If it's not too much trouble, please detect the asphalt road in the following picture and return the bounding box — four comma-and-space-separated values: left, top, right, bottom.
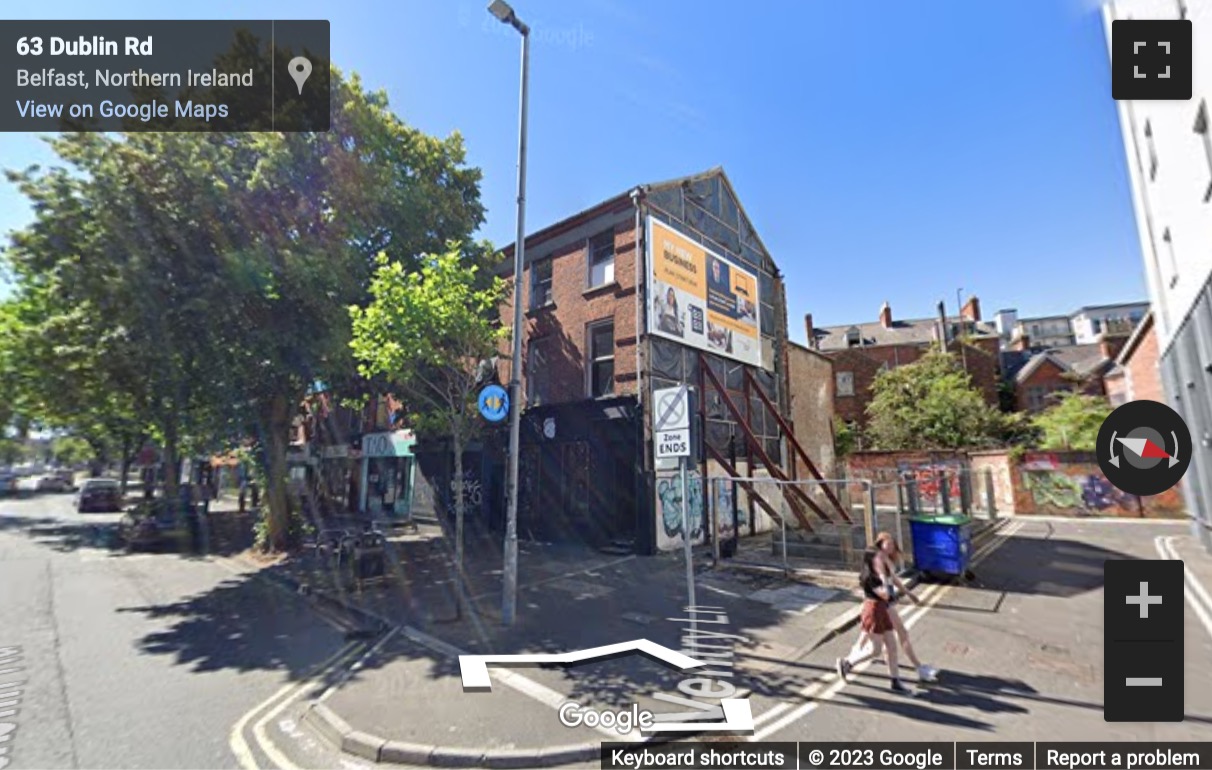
0, 491, 346, 770
748, 517, 1212, 742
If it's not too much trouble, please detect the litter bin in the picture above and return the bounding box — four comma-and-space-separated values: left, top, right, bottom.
908, 514, 973, 580
352, 532, 387, 588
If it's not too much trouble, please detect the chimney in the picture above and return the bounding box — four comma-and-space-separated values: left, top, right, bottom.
961, 296, 982, 322
879, 301, 893, 329
804, 313, 815, 348
1100, 333, 1128, 362
1011, 333, 1031, 352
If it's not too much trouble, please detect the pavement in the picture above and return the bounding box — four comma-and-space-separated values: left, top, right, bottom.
233, 516, 1005, 768
6, 486, 1211, 770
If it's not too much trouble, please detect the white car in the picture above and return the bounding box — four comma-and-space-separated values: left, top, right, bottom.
36, 475, 73, 493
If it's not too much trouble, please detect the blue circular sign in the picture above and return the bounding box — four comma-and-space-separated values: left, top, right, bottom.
478, 384, 510, 423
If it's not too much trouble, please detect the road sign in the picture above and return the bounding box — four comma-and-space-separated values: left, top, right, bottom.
478, 384, 509, 423
653, 386, 689, 432
656, 428, 691, 458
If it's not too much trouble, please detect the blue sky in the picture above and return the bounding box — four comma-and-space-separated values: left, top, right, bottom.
0, 0, 1141, 339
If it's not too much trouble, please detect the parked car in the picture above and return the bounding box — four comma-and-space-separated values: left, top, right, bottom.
35, 474, 73, 493
120, 500, 189, 551
0, 472, 17, 497
76, 478, 123, 512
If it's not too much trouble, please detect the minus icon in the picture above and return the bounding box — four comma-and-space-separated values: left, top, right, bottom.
1126, 677, 1163, 686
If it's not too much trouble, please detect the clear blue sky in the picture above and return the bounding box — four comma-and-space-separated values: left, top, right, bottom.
0, 0, 1143, 339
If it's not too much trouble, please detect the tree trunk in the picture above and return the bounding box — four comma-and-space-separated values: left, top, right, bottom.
264, 392, 293, 552
119, 434, 132, 498
162, 422, 179, 505
453, 433, 465, 573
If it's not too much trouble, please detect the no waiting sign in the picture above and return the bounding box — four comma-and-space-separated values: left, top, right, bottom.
653, 386, 689, 432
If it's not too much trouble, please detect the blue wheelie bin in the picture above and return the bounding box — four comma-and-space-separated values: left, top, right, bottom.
909, 514, 974, 582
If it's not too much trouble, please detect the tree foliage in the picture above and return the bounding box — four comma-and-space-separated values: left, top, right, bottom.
2, 69, 486, 550
865, 352, 1009, 450
350, 246, 506, 600
1031, 392, 1112, 451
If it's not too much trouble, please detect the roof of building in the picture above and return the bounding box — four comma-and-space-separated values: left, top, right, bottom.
498, 166, 778, 276
1115, 309, 1155, 365
812, 315, 997, 351
1003, 343, 1112, 384
1071, 301, 1149, 314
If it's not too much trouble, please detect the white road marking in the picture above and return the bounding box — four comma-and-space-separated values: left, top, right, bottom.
1155, 536, 1212, 644
749, 519, 1027, 740
229, 641, 362, 770
747, 520, 1012, 728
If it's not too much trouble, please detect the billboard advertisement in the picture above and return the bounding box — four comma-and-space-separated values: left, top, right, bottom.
646, 216, 762, 367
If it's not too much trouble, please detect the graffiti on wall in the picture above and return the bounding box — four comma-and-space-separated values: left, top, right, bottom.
1022, 469, 1138, 515
714, 478, 748, 538
657, 470, 705, 549
897, 460, 962, 506
449, 469, 483, 509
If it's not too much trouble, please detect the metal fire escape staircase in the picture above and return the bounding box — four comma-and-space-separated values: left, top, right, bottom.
697, 353, 850, 539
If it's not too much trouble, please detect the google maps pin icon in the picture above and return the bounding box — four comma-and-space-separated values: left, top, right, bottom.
288, 57, 313, 95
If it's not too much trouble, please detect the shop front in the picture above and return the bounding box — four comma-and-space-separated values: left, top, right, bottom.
360, 430, 416, 518
319, 443, 361, 513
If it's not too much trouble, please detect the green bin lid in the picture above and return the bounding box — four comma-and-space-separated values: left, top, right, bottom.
908, 514, 971, 526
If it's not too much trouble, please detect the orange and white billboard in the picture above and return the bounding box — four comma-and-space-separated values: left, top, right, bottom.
647, 217, 761, 367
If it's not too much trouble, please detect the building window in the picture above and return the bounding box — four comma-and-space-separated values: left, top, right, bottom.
1145, 121, 1158, 181
526, 337, 549, 406
1027, 386, 1048, 411
587, 320, 614, 398
587, 230, 615, 288
1092, 319, 1102, 335
1194, 100, 1212, 202
530, 258, 553, 309
1163, 227, 1179, 287
836, 371, 855, 397
845, 327, 861, 347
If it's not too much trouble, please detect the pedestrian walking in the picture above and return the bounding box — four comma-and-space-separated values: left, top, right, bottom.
835, 546, 912, 694
873, 531, 938, 683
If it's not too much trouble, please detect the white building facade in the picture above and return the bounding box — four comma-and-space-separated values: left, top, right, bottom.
1070, 303, 1148, 343
1105, 0, 1212, 552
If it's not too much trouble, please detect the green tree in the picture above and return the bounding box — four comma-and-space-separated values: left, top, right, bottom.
865, 352, 1007, 450
51, 436, 93, 466
1031, 392, 1111, 450
4, 69, 486, 551
350, 247, 507, 609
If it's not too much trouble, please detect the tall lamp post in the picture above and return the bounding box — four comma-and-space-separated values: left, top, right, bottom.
489, 0, 529, 626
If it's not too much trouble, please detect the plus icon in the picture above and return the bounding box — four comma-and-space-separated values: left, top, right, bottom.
1126, 581, 1163, 618
1112, 19, 1192, 100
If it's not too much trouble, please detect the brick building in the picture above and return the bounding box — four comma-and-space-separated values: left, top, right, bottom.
1104, 310, 1162, 407
807, 297, 1003, 429
1002, 334, 1129, 413
484, 168, 844, 555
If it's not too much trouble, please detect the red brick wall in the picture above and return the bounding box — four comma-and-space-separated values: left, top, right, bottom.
1015, 359, 1073, 413
1124, 322, 1163, 403
827, 340, 999, 427
498, 220, 639, 404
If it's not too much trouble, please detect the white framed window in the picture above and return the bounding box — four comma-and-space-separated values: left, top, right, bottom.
1194, 100, 1212, 202
1163, 227, 1179, 287
835, 371, 855, 397
530, 258, 553, 309
587, 320, 614, 398
526, 337, 549, 406
1145, 120, 1158, 181
587, 230, 615, 288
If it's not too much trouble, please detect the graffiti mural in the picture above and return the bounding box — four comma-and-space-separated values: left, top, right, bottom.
656, 470, 706, 550
714, 478, 747, 538
1022, 469, 1138, 515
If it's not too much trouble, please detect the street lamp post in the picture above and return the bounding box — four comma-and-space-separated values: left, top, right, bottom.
489, 0, 529, 627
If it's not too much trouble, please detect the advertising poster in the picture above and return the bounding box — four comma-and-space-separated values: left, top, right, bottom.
647, 216, 762, 367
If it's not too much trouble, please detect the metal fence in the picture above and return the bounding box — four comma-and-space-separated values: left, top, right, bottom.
703, 466, 998, 572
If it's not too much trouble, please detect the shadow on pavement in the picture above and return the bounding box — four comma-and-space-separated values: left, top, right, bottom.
965, 527, 1134, 598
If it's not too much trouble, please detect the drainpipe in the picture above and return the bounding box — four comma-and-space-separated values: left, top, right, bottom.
632, 186, 650, 553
